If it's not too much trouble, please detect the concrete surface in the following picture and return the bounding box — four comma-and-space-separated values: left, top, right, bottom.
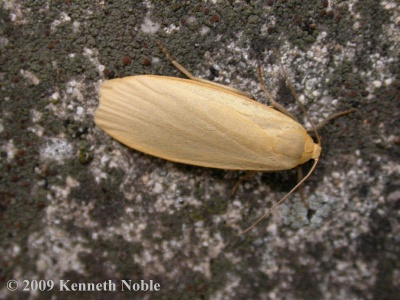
0, 0, 399, 299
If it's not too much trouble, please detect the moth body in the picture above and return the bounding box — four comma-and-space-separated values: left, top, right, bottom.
95, 75, 321, 171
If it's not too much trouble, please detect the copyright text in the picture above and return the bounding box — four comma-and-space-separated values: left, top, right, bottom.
6, 279, 160, 292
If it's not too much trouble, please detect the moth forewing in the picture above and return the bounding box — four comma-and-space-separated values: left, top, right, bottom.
93, 43, 352, 234
95, 75, 320, 172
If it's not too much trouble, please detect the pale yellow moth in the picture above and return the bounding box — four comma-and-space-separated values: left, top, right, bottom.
95, 43, 354, 233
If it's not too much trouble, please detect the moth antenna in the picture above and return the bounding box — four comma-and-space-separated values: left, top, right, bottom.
240, 158, 319, 235
241, 50, 323, 234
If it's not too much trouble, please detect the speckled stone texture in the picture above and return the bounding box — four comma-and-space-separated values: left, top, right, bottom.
1, 1, 399, 299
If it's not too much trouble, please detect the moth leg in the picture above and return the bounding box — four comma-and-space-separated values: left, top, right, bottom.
307, 109, 356, 133
296, 166, 308, 208
156, 41, 253, 98
230, 171, 257, 197
156, 41, 196, 80
274, 50, 356, 136
272, 50, 322, 144
257, 65, 298, 121
273, 49, 303, 112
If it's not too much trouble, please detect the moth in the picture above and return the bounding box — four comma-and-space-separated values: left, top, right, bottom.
95, 43, 354, 233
